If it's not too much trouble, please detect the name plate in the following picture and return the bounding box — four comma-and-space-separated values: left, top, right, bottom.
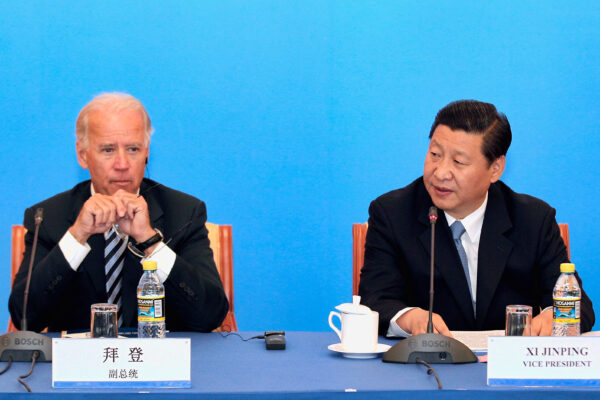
52, 338, 190, 388
488, 336, 600, 386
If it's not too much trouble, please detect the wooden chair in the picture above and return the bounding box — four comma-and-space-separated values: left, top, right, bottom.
8, 223, 238, 332
206, 223, 238, 332
558, 224, 570, 261
352, 222, 571, 295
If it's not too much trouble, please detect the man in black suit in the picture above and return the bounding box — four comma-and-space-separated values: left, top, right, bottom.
359, 100, 594, 337
9, 93, 228, 332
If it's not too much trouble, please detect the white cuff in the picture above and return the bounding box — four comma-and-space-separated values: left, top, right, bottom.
59, 230, 91, 271
386, 307, 415, 337
142, 242, 176, 283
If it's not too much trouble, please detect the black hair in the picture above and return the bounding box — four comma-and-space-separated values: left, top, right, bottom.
429, 100, 512, 164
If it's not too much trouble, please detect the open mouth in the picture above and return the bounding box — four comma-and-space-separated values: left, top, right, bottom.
433, 185, 453, 197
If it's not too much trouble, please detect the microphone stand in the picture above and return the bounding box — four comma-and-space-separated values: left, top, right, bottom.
1, 208, 52, 363
382, 206, 476, 364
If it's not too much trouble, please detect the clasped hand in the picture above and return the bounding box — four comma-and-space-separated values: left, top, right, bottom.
69, 190, 155, 245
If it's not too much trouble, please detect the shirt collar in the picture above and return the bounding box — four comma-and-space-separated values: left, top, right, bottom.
444, 192, 488, 244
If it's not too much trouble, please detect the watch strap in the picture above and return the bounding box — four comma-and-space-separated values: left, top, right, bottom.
134, 229, 164, 251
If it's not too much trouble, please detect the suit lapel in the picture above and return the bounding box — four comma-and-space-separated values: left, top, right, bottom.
67, 181, 91, 226
121, 250, 142, 326
475, 184, 513, 329
141, 179, 165, 231
416, 187, 476, 327
85, 234, 109, 296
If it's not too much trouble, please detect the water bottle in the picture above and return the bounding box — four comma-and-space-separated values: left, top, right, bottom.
137, 260, 166, 338
552, 263, 581, 336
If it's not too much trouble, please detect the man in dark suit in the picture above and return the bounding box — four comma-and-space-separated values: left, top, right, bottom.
9, 93, 228, 332
359, 100, 594, 337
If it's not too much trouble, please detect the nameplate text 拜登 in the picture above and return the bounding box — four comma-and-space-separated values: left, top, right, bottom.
52, 338, 190, 388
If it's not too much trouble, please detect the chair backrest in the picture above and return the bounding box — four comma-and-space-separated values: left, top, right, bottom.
558, 223, 570, 261
8, 223, 238, 333
352, 222, 572, 296
352, 223, 368, 297
206, 223, 238, 332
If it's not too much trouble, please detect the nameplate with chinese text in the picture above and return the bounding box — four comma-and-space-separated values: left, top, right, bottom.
52, 338, 190, 388
488, 336, 600, 386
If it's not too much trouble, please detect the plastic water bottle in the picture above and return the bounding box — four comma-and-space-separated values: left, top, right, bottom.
552, 263, 581, 336
137, 260, 166, 338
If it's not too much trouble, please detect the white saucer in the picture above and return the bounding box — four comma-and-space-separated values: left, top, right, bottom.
328, 343, 391, 359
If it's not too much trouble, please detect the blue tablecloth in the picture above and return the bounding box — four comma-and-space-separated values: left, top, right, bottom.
0, 331, 599, 399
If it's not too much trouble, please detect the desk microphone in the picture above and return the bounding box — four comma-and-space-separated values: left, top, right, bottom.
382, 206, 476, 364
0, 208, 52, 363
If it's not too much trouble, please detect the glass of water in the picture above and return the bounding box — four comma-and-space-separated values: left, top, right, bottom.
505, 305, 532, 336
91, 303, 118, 338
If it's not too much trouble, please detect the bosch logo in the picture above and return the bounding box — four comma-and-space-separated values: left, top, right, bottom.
2, 337, 8, 347
14, 338, 44, 346
422, 339, 449, 348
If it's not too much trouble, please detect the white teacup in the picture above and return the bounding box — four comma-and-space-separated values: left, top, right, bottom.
328, 296, 378, 352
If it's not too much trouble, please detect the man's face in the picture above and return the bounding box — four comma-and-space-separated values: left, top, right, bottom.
423, 124, 504, 219
76, 108, 149, 195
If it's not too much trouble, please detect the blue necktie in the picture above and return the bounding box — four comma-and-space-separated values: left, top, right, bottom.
450, 221, 475, 314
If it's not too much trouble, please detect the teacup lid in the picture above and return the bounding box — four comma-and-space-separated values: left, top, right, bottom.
335, 295, 372, 315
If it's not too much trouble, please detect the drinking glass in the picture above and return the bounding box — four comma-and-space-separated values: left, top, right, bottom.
505, 305, 532, 336
91, 303, 118, 338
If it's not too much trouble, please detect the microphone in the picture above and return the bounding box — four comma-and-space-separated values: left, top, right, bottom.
22, 208, 43, 331
382, 206, 476, 364
426, 206, 437, 334
0, 208, 52, 362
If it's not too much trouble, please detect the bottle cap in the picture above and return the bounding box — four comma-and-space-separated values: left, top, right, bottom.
560, 263, 575, 273
142, 260, 158, 271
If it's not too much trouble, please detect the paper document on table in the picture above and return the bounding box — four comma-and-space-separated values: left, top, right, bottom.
61, 331, 130, 339
452, 330, 504, 351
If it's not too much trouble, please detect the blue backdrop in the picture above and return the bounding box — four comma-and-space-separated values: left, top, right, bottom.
1, 1, 599, 332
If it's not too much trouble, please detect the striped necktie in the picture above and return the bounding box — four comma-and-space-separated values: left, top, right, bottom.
105, 228, 127, 327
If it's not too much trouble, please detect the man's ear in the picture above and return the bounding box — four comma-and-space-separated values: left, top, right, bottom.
490, 155, 505, 183
76, 141, 89, 169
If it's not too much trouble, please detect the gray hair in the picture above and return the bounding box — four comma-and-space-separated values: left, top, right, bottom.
76, 92, 154, 149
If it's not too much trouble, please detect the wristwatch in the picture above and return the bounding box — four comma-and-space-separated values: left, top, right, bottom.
133, 229, 164, 252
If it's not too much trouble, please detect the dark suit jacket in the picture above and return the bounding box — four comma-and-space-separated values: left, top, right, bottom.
359, 178, 594, 333
9, 179, 229, 332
